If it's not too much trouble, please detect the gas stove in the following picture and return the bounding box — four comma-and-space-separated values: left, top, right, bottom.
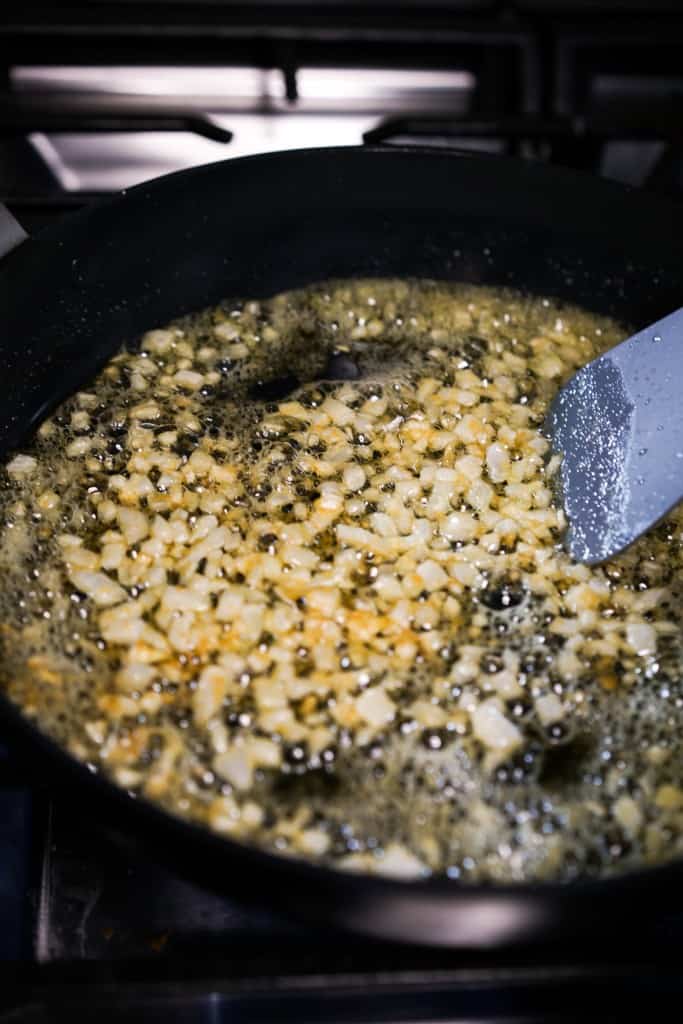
2, 4, 683, 1021
3, 2, 683, 199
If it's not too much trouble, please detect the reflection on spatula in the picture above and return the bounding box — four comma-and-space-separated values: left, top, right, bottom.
545, 307, 683, 565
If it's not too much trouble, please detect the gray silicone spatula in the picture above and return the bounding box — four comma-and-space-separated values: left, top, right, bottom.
545, 307, 683, 565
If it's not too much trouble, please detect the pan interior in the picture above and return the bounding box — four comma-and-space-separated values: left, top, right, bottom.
2, 274, 683, 886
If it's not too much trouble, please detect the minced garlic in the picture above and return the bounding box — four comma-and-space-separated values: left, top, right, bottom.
1, 278, 682, 884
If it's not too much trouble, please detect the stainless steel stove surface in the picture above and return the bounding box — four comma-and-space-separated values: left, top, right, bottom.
2, 3, 683, 1020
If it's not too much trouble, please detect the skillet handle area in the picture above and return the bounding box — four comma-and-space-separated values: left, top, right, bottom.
0, 204, 28, 258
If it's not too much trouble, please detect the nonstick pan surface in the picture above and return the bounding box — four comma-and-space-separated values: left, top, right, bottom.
1, 146, 683, 947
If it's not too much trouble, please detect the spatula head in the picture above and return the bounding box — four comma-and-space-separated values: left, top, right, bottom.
546, 307, 683, 565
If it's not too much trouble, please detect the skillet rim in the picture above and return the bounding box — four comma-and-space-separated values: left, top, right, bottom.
8, 142, 683, 258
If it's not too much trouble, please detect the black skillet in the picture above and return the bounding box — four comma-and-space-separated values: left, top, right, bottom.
1, 146, 683, 948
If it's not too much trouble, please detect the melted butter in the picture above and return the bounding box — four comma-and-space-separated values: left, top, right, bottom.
0, 279, 682, 883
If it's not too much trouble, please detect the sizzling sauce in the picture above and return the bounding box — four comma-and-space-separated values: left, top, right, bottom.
2, 279, 683, 882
